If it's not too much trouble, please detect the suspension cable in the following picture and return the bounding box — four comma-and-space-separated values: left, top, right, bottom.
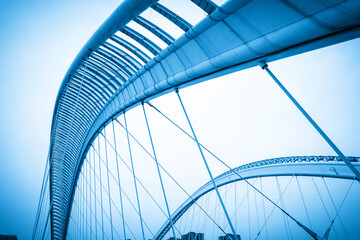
96, 138, 105, 240
296, 176, 313, 230
142, 103, 177, 239
322, 178, 350, 240
102, 130, 115, 239
176, 89, 239, 240
329, 180, 354, 238
258, 61, 360, 181
92, 147, 98, 239
97, 132, 170, 219
84, 157, 138, 239
124, 112, 146, 240
147, 99, 319, 239
276, 176, 292, 240
111, 120, 127, 240
255, 176, 294, 240
113, 118, 226, 235
311, 177, 340, 239
253, 179, 261, 238
90, 145, 155, 237
260, 177, 269, 240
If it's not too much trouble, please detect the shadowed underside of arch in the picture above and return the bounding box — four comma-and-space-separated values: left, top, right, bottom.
46, 0, 360, 239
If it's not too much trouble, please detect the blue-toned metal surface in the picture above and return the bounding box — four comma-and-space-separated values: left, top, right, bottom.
49, 1, 157, 239
133, 16, 175, 45
154, 156, 360, 239
46, 0, 360, 239
191, 0, 218, 14
151, 3, 193, 31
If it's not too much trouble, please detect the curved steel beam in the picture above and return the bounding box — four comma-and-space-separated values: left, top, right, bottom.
44, 0, 360, 239
87, 58, 125, 86
102, 42, 142, 69
119, 26, 162, 55
110, 34, 151, 63
75, 3, 360, 214
151, 3, 193, 32
154, 156, 360, 239
133, 16, 175, 45
190, 0, 218, 14
48, 1, 158, 239
95, 48, 136, 77
79, 63, 119, 90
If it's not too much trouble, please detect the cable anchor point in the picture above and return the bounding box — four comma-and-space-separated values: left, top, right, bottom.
258, 61, 268, 69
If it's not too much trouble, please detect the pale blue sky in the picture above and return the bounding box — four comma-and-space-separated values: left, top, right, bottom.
0, 1, 120, 238
0, 1, 359, 239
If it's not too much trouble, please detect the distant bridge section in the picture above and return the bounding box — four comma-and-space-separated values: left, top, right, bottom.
155, 156, 360, 239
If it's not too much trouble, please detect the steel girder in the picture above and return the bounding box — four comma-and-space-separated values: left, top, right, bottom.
47, 0, 360, 239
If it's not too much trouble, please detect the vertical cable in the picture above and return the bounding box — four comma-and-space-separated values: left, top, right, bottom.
86, 156, 136, 239
203, 190, 211, 235
96, 138, 105, 240
235, 181, 237, 234
331, 180, 355, 239
253, 179, 260, 237
260, 177, 269, 240
78, 176, 80, 240
212, 192, 218, 238
97, 131, 167, 237
322, 178, 350, 240
76, 190, 79, 240
82, 172, 85, 239
114, 118, 226, 236
81, 171, 84, 238
112, 120, 127, 240
82, 168, 86, 239
295, 176, 312, 230
100, 131, 169, 218
78, 186, 80, 240
124, 112, 146, 240
176, 89, 239, 240
102, 129, 114, 239
258, 61, 360, 180
232, 178, 259, 232
93, 147, 98, 238
76, 178, 79, 239
85, 161, 89, 240
247, 183, 251, 239
77, 171, 97, 239
88, 155, 93, 240
195, 194, 205, 238
74, 172, 98, 239
147, 101, 317, 237
194, 185, 234, 236
311, 177, 340, 240
223, 185, 228, 228
276, 176, 292, 240
142, 103, 177, 239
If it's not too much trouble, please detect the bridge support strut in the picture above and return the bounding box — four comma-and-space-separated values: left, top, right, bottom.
258, 61, 360, 181
176, 89, 239, 240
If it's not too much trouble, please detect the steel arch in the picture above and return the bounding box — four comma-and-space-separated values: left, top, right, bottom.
154, 156, 360, 239
41, 0, 360, 239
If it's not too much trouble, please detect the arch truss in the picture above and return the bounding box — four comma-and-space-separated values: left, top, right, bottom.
32, 0, 360, 239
